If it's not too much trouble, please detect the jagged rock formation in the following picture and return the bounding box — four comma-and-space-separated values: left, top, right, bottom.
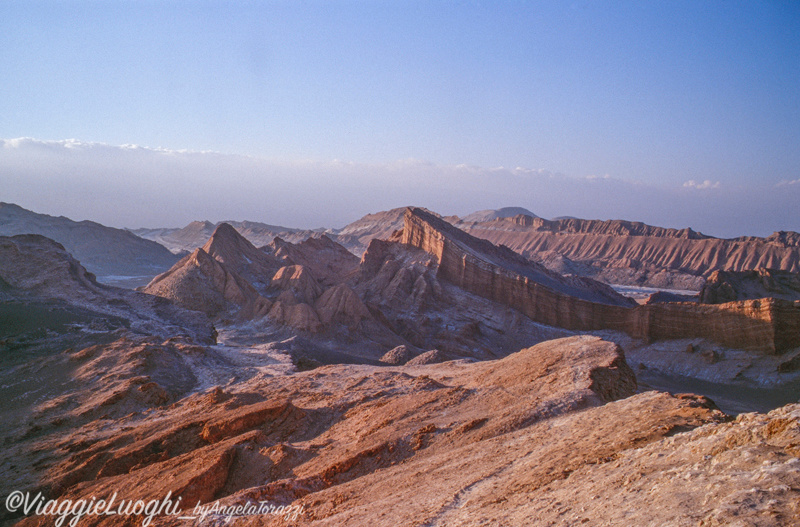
269, 235, 360, 286
0, 234, 214, 344
462, 214, 800, 289
270, 265, 323, 305
201, 223, 282, 292
0, 202, 178, 281
400, 208, 800, 353
700, 268, 800, 303
144, 225, 272, 320
132, 219, 312, 255
141, 218, 563, 357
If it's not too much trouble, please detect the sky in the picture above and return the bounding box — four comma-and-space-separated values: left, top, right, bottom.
1, 1, 799, 236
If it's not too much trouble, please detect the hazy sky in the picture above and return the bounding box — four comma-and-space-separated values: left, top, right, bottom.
1, 1, 799, 236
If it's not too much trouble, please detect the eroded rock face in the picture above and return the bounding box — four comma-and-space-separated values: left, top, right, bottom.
270, 265, 323, 305
701, 268, 800, 303
144, 246, 271, 320
461, 214, 800, 287
314, 284, 371, 327
0, 234, 215, 343
400, 208, 800, 353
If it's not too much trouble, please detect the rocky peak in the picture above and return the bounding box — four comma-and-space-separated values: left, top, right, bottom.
401, 207, 634, 307
203, 223, 259, 264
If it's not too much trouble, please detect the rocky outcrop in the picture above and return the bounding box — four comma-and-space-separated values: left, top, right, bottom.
379, 345, 414, 365
0, 234, 215, 343
268, 235, 359, 286
271, 265, 323, 305
201, 223, 282, 292
144, 246, 271, 319
700, 268, 800, 303
400, 208, 800, 353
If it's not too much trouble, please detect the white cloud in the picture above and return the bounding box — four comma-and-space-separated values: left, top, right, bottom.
682, 179, 721, 190
0, 138, 797, 238
775, 178, 800, 187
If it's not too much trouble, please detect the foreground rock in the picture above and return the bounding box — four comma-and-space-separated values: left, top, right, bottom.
5, 326, 800, 526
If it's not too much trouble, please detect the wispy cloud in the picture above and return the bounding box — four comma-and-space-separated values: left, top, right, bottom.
0, 138, 797, 238
682, 179, 721, 190
775, 178, 800, 187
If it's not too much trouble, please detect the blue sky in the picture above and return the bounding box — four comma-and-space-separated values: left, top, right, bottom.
1, 1, 799, 235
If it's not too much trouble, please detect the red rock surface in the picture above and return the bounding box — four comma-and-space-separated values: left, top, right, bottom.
400, 208, 800, 353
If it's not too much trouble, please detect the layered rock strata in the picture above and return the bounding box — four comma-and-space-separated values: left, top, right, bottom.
462, 214, 800, 287
402, 208, 800, 353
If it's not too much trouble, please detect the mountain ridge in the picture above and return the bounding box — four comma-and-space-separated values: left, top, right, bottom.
0, 202, 179, 281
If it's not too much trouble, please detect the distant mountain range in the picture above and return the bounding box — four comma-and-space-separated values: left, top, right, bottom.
0, 202, 178, 284
5, 202, 800, 293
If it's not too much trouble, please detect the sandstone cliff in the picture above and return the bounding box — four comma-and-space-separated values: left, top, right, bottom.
401, 208, 800, 353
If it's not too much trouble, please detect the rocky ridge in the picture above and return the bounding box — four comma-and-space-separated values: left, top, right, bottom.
0, 234, 214, 345
463, 214, 800, 289
0, 202, 178, 282
400, 208, 800, 354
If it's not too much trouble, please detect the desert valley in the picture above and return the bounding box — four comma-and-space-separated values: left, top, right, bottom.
1, 201, 799, 526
